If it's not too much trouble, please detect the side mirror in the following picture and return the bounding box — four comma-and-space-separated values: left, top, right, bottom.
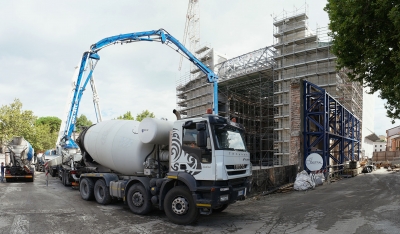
197, 131, 207, 148
196, 123, 206, 131
196, 123, 207, 148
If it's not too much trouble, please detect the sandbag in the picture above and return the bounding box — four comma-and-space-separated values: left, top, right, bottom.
294, 170, 315, 191
313, 172, 325, 186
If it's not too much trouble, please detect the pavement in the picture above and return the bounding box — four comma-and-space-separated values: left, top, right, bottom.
0, 168, 400, 233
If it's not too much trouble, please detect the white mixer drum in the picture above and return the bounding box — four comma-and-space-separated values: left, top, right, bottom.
83, 120, 154, 175
138, 118, 173, 145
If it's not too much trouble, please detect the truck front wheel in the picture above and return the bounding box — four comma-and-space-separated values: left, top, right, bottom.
127, 184, 152, 215
94, 179, 112, 205
80, 178, 94, 200
163, 186, 199, 225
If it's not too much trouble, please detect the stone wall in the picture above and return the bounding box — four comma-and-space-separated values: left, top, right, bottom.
250, 165, 297, 193
289, 78, 302, 168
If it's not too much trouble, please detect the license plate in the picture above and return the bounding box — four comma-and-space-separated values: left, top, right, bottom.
238, 190, 244, 196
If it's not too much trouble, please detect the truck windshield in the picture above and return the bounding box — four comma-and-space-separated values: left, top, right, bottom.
213, 125, 247, 151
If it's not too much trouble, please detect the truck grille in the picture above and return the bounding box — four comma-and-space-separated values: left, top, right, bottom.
227, 170, 247, 176
226, 164, 248, 170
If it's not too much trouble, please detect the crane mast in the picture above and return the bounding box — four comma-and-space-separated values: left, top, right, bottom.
178, 0, 200, 71
90, 76, 102, 123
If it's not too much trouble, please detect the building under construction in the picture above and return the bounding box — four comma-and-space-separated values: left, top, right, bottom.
176, 7, 363, 170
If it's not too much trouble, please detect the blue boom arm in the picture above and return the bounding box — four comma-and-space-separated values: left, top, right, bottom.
62, 29, 219, 149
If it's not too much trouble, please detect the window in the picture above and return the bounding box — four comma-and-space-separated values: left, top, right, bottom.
380, 149, 382, 151
380, 145, 382, 147
182, 123, 212, 164
183, 129, 197, 147
375, 145, 377, 147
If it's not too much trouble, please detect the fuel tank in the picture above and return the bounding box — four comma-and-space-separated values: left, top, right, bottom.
80, 120, 173, 175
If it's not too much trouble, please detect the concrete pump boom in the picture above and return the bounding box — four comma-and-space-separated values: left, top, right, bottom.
59, 28, 219, 150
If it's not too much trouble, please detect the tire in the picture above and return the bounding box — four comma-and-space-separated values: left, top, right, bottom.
50, 168, 57, 177
62, 171, 66, 185
62, 171, 71, 186
213, 204, 229, 213
163, 186, 199, 225
30, 172, 35, 182
94, 179, 112, 205
127, 184, 152, 215
80, 178, 95, 200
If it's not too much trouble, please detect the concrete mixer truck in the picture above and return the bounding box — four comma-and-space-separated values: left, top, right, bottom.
75, 110, 252, 225
4, 136, 35, 182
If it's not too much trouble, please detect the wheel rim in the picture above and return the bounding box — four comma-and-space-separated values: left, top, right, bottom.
132, 191, 144, 207
98, 186, 104, 198
83, 182, 88, 195
171, 196, 189, 215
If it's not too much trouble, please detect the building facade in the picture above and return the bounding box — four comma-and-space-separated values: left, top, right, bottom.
374, 142, 387, 152
176, 7, 365, 167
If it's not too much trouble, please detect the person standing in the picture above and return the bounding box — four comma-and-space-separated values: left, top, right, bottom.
0, 162, 4, 182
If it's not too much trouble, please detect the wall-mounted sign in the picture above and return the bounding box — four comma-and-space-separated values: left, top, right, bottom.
305, 153, 323, 171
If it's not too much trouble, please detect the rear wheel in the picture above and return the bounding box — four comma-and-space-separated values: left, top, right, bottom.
80, 178, 94, 200
29, 171, 35, 182
163, 186, 199, 225
62, 171, 66, 185
50, 167, 57, 177
62, 171, 71, 186
94, 179, 112, 205
127, 184, 152, 215
5, 178, 13, 183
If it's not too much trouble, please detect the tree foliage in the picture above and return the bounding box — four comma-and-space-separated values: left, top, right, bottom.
0, 99, 36, 146
116, 111, 135, 120
325, 0, 400, 122
135, 110, 155, 122
75, 114, 93, 132
31, 123, 55, 152
36, 116, 61, 133
33, 116, 61, 152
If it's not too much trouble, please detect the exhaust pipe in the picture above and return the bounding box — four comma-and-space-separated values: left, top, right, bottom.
173, 109, 181, 120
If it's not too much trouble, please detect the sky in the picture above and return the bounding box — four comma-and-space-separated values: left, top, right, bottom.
0, 0, 396, 137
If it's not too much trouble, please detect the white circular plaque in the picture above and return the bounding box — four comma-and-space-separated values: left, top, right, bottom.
305, 153, 323, 171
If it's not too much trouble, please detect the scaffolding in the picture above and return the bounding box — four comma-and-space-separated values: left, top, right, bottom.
215, 47, 276, 166
272, 6, 363, 165
176, 47, 226, 118
175, 6, 364, 168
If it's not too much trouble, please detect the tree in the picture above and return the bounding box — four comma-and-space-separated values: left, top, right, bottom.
75, 114, 93, 132
0, 99, 36, 146
31, 123, 55, 152
325, 0, 400, 122
36, 116, 61, 133
136, 110, 155, 122
33, 116, 61, 152
116, 111, 135, 120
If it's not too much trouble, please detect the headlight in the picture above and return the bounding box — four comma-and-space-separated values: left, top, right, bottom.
220, 194, 229, 202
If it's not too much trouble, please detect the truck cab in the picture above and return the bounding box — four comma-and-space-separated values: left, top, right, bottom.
170, 114, 252, 181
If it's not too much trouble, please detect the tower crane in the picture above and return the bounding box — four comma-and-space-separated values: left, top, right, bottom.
178, 0, 200, 71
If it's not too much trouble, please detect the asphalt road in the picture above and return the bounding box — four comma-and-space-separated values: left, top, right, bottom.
0, 168, 399, 234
